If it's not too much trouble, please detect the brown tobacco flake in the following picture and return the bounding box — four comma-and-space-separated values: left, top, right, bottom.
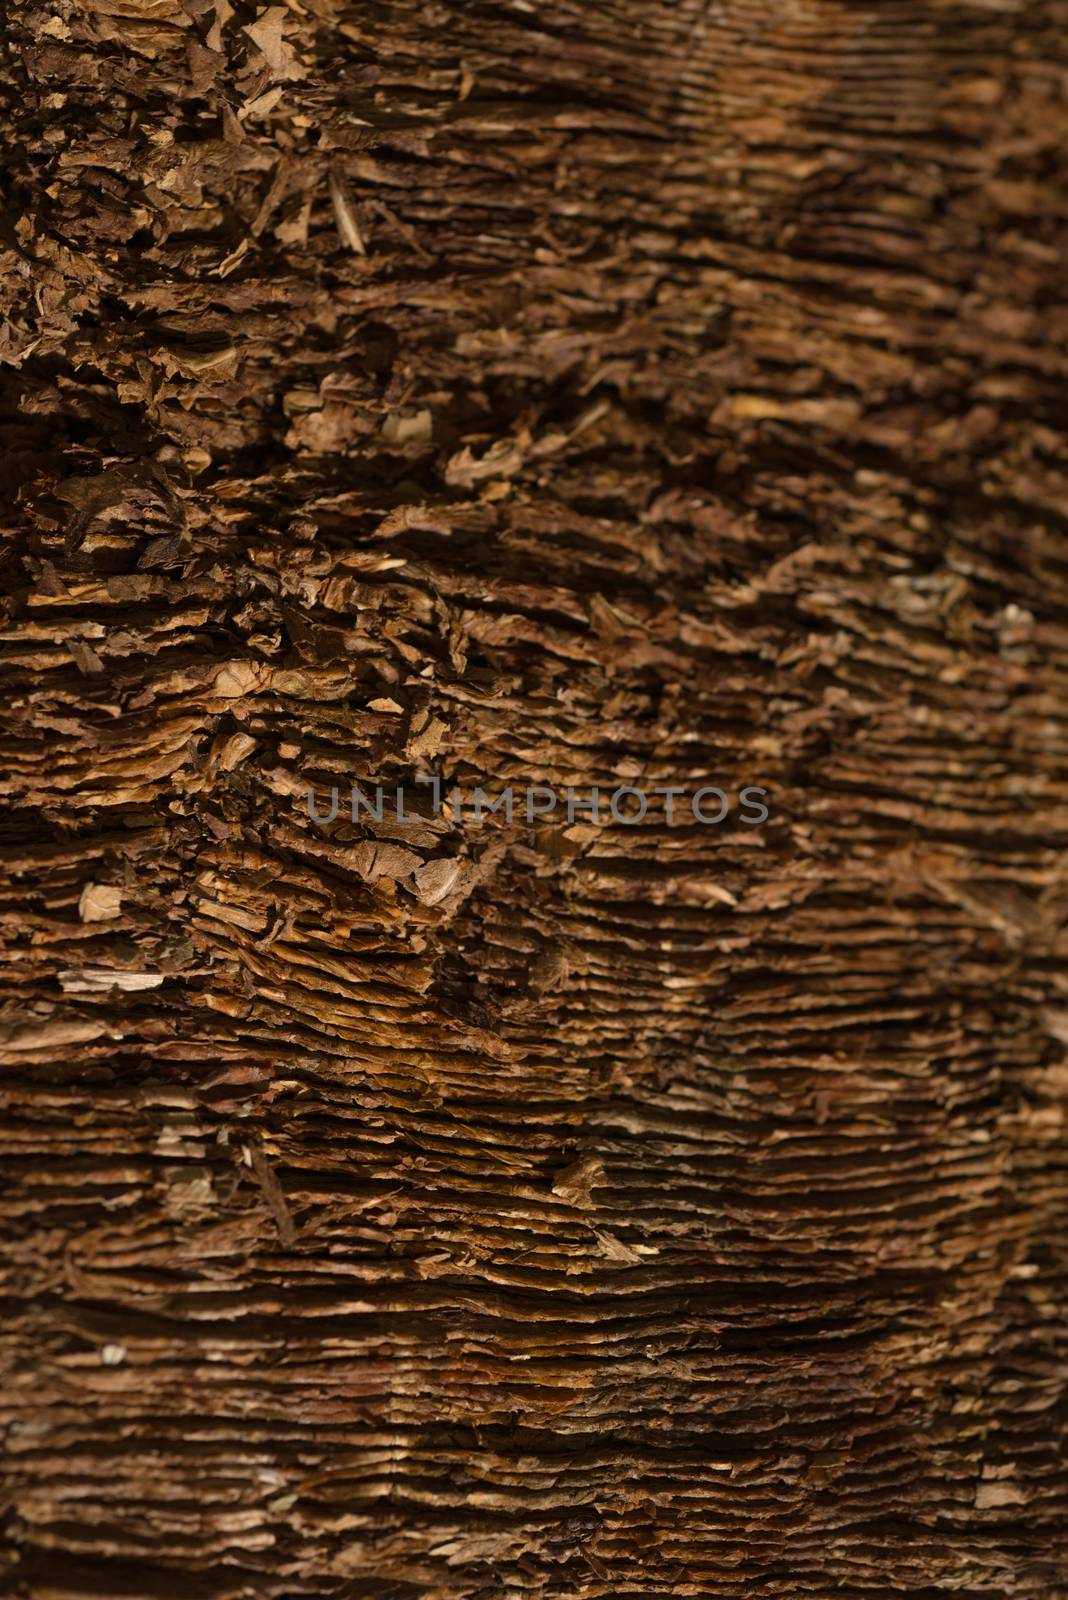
410, 857, 464, 906
550, 1154, 604, 1209
186, 36, 221, 92
328, 167, 366, 255
78, 883, 123, 922
65, 637, 105, 674
244, 1138, 298, 1246
243, 5, 304, 81
37, 560, 70, 597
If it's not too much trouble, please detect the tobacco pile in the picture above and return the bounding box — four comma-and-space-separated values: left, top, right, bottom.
2, 0, 1068, 1595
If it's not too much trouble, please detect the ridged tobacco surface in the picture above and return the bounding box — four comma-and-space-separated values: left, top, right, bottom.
1, 1, 1067, 1596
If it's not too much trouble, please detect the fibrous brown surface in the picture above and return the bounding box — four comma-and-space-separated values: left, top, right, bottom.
2, 1, 1068, 1596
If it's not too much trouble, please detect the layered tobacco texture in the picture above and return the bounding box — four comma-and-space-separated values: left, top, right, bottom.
3, 1, 1068, 1596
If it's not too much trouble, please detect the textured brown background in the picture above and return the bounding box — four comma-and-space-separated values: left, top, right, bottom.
2, 0, 1068, 1595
